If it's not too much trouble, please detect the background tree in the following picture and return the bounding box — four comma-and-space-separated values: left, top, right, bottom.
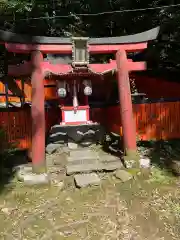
0, 0, 180, 73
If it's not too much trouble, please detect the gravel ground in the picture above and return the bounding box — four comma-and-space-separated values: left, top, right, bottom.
0, 143, 180, 240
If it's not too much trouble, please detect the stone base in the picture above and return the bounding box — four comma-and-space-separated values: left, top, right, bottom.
74, 173, 101, 188
48, 123, 105, 148
16, 165, 50, 185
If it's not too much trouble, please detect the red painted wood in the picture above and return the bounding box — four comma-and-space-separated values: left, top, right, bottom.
2, 74, 180, 105
0, 108, 31, 149
2, 103, 180, 151
116, 49, 137, 153
133, 75, 180, 99
5, 42, 147, 54
128, 62, 146, 71
8, 61, 146, 76
31, 51, 46, 172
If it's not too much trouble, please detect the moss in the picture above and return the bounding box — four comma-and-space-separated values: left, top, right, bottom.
127, 168, 140, 176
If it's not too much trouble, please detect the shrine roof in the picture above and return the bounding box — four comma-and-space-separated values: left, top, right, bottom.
0, 27, 160, 44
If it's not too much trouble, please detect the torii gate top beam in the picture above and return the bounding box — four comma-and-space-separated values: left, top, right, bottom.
0, 27, 160, 54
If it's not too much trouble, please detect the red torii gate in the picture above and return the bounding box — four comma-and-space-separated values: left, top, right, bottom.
0, 27, 160, 174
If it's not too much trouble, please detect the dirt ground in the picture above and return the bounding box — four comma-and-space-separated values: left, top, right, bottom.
0, 147, 180, 240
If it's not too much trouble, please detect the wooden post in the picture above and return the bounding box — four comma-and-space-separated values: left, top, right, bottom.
31, 51, 46, 173
116, 49, 137, 160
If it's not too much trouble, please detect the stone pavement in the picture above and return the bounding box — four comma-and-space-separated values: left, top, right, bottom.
46, 144, 123, 187
66, 148, 123, 175
65, 146, 123, 186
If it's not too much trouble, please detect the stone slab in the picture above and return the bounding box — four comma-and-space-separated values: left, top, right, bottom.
68, 142, 78, 149
46, 143, 62, 154
67, 154, 121, 164
98, 154, 120, 161
66, 160, 122, 175
67, 158, 98, 165
68, 150, 98, 161
16, 165, 50, 185
74, 173, 101, 188
22, 173, 50, 185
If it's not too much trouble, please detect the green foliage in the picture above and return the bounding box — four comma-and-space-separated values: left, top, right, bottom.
0, 1, 180, 71
147, 166, 174, 184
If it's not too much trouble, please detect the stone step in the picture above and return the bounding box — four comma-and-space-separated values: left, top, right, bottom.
67, 154, 120, 164
69, 149, 98, 159
67, 156, 98, 162
46, 143, 63, 154
67, 158, 99, 165
67, 157, 121, 166
98, 154, 120, 161
66, 159, 122, 175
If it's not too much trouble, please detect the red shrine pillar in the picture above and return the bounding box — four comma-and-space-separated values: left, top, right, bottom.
116, 49, 137, 158
31, 51, 46, 173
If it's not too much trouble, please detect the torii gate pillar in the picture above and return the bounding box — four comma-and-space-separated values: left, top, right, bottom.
31, 51, 46, 173
116, 49, 137, 160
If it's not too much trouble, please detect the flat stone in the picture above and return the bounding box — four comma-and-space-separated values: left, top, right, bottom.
46, 143, 62, 154
114, 169, 133, 182
66, 160, 122, 175
74, 173, 101, 187
68, 152, 120, 163
53, 153, 68, 165
98, 154, 120, 161
16, 165, 50, 185
67, 157, 121, 165
68, 142, 78, 149
68, 149, 98, 161
67, 158, 97, 165
22, 173, 50, 185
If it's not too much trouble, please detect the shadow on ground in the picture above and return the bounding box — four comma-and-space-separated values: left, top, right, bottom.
101, 132, 180, 175
0, 149, 28, 194
137, 139, 180, 176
